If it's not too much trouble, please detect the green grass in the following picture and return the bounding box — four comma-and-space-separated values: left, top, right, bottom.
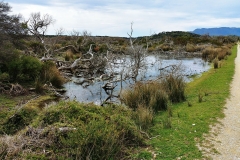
0, 94, 57, 134
148, 45, 237, 159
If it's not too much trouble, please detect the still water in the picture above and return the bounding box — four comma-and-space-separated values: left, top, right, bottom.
64, 55, 210, 105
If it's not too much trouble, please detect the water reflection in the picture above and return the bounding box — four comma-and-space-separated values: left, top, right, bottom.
64, 55, 210, 105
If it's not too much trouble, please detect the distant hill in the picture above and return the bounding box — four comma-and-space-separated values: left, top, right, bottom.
150, 31, 200, 40
192, 27, 240, 36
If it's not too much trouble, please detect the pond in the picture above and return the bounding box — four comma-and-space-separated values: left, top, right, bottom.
63, 55, 210, 105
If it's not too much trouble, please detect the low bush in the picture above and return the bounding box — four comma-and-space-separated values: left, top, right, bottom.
0, 101, 145, 159
2, 105, 39, 135
8, 55, 42, 81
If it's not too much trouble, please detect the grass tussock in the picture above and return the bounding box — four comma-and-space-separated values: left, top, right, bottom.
120, 81, 169, 112
39, 61, 65, 88
213, 58, 219, 69
159, 44, 173, 51
185, 43, 201, 52
64, 49, 74, 61
121, 74, 186, 112
161, 74, 186, 103
202, 45, 232, 62
134, 105, 153, 130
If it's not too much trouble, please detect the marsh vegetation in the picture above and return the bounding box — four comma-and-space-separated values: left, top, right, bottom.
0, 1, 237, 159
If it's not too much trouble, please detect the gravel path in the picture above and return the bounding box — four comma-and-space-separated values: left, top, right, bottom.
200, 44, 240, 159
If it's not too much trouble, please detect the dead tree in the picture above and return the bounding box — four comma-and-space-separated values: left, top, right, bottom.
26, 12, 55, 57
127, 22, 148, 82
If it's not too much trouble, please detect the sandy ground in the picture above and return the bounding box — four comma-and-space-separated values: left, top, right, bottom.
199, 44, 240, 159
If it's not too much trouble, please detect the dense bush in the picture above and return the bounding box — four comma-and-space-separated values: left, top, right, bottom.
2, 105, 39, 135
0, 101, 145, 159
8, 55, 42, 81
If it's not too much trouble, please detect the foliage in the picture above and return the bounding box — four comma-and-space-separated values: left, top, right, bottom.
8, 55, 42, 81
0, 95, 56, 135
0, 101, 146, 159
0, 1, 26, 68
0, 72, 10, 82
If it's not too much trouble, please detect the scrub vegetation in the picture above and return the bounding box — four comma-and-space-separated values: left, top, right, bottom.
0, 1, 238, 159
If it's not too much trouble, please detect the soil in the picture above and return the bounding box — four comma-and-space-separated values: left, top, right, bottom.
199, 44, 240, 159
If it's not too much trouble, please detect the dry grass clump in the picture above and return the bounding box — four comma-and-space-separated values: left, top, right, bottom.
202, 45, 232, 62
64, 49, 74, 61
185, 43, 201, 52
159, 44, 173, 51
40, 61, 65, 88
120, 81, 169, 112
121, 73, 186, 113
134, 105, 153, 130
213, 58, 219, 69
161, 74, 186, 103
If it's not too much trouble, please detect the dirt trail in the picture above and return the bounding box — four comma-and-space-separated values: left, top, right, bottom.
200, 44, 240, 159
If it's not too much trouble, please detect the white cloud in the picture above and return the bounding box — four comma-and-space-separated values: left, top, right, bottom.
8, 0, 240, 36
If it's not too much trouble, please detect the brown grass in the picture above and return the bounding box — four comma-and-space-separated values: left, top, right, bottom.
185, 43, 201, 52
135, 105, 153, 130
120, 81, 168, 112
64, 49, 74, 61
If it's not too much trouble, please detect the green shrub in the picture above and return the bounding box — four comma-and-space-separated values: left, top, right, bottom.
7, 101, 144, 160
2, 105, 39, 135
8, 55, 42, 81
21, 56, 42, 80
0, 72, 10, 82
7, 59, 22, 81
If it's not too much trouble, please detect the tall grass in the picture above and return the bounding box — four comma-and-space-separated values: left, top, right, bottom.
161, 74, 186, 103
120, 81, 169, 112
39, 61, 65, 88
134, 105, 153, 130
121, 73, 186, 113
202, 45, 232, 62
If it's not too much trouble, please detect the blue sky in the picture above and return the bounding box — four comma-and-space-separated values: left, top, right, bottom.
6, 0, 240, 37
